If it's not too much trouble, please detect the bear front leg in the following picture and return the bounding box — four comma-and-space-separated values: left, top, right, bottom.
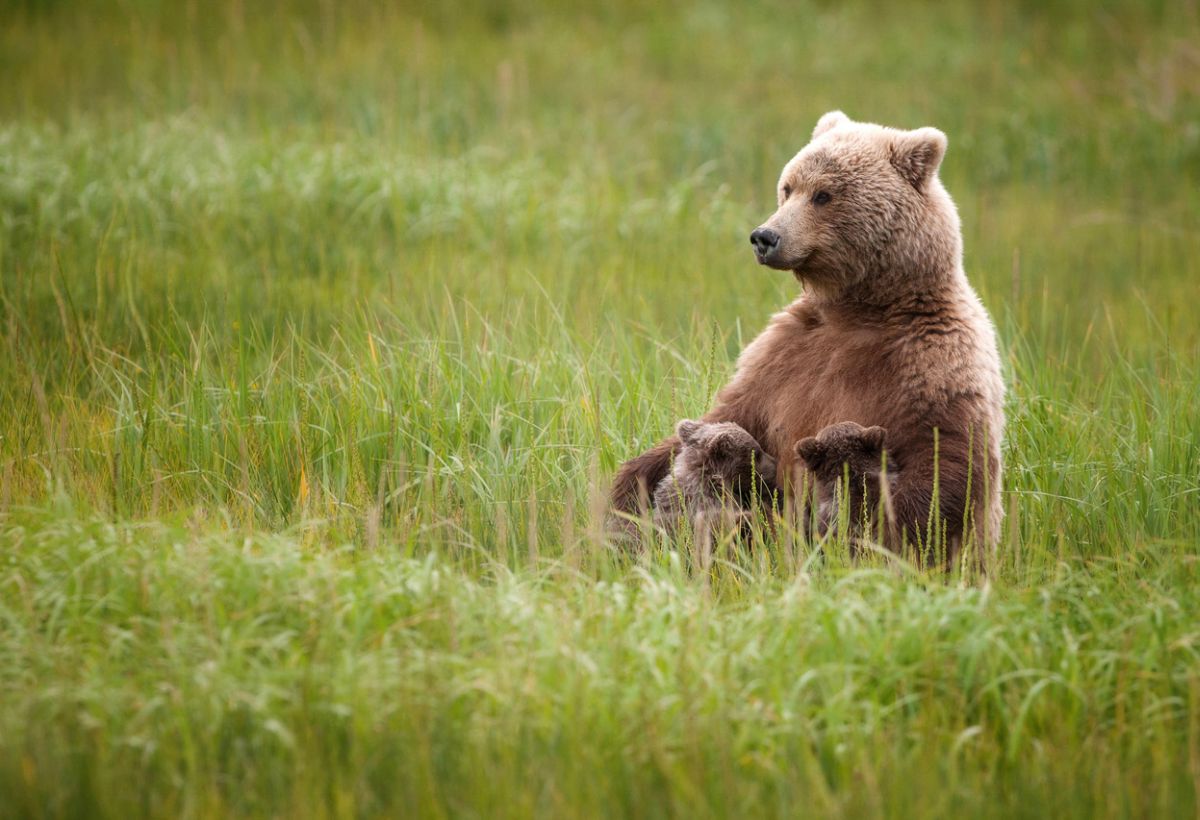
885, 460, 975, 569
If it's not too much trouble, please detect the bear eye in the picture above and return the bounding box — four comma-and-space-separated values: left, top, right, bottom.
812, 191, 832, 206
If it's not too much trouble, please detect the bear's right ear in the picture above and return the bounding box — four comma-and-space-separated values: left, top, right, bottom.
861, 426, 887, 452
676, 419, 702, 446
812, 110, 850, 140
794, 436, 825, 471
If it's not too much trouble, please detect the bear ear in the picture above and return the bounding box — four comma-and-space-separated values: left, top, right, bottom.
890, 127, 947, 190
812, 110, 850, 140
794, 436, 825, 470
706, 432, 736, 459
861, 425, 887, 452
676, 419, 702, 446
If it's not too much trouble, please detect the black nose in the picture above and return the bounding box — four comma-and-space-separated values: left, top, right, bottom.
749, 228, 780, 257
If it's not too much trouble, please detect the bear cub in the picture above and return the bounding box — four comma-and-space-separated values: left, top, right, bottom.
794, 421, 893, 536
653, 419, 777, 540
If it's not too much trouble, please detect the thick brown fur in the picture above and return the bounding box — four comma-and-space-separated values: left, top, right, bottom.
610, 111, 1005, 564
652, 420, 778, 540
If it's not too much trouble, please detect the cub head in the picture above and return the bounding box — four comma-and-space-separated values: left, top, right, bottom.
749, 111, 959, 297
675, 419, 777, 490
794, 421, 888, 479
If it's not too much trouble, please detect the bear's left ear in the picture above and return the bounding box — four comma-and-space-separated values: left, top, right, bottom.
676, 419, 702, 446
794, 437, 825, 471
890, 127, 947, 190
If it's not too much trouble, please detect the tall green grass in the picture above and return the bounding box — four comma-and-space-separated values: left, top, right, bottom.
1, 0, 1199, 816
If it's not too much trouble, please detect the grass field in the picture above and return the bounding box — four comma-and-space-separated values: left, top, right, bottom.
2, 0, 1200, 816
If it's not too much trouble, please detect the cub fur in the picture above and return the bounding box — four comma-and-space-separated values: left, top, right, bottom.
653, 419, 777, 540
794, 421, 891, 537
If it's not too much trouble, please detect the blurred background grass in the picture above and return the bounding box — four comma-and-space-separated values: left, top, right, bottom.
1, 0, 1199, 816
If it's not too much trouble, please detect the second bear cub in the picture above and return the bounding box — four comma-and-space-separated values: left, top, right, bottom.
794, 421, 892, 536
653, 419, 777, 540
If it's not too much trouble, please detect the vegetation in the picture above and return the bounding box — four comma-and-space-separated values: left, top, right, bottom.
1, 0, 1198, 815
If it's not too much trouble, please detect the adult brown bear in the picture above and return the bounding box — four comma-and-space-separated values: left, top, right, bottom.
610, 111, 1005, 563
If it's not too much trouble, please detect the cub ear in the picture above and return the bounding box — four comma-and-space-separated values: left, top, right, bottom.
794, 436, 825, 470
891, 127, 947, 190
812, 110, 850, 140
861, 426, 887, 452
707, 432, 736, 459
675, 419, 702, 446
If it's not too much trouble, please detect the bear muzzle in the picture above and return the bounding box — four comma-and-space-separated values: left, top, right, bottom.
749, 227, 781, 264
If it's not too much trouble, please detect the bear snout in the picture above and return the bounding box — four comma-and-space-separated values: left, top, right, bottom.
757, 455, 778, 485
749, 227, 781, 263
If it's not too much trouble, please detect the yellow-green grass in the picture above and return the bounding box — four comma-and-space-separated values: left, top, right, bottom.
1, 0, 1199, 816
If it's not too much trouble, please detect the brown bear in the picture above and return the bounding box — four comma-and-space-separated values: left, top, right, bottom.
652, 419, 778, 541
793, 421, 892, 539
610, 111, 1005, 565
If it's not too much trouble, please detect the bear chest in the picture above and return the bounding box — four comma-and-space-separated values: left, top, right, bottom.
758, 324, 902, 470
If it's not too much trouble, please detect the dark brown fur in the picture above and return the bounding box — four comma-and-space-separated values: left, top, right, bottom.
652, 420, 778, 540
794, 421, 891, 538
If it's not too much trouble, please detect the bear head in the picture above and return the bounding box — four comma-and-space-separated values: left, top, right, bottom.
794, 421, 888, 481
750, 111, 960, 301
675, 419, 777, 497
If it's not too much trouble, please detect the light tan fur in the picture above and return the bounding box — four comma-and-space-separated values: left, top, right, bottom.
611, 112, 1005, 564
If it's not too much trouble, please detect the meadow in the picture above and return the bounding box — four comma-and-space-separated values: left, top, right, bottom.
2, 0, 1199, 816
